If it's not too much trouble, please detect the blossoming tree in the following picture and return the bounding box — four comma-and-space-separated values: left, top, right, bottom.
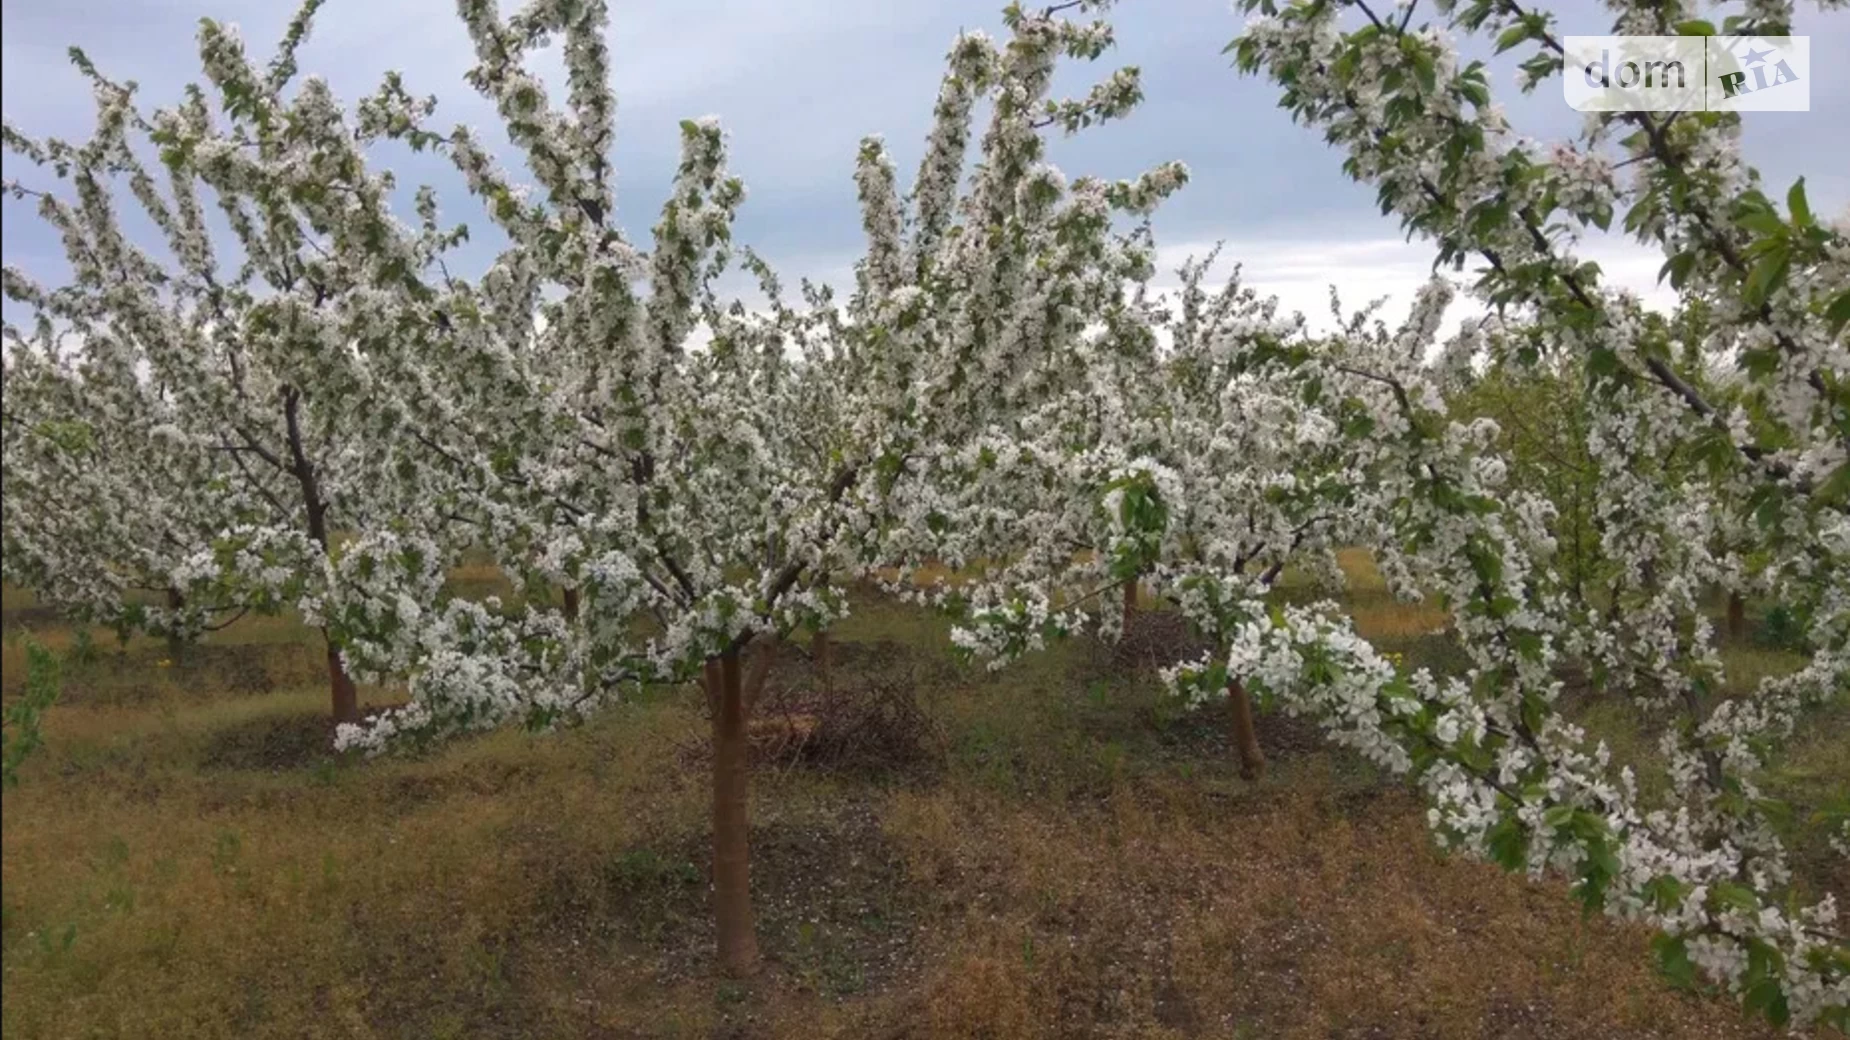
2, 12, 494, 722
1210, 0, 1849, 1024
1, 327, 240, 654
896, 252, 1420, 780
945, 247, 1846, 1026
305, 0, 1190, 976
914, 0, 1847, 1019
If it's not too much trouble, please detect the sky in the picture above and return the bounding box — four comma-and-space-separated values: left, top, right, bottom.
3, 0, 1846, 333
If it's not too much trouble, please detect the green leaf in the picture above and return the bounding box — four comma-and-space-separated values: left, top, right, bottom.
1743, 978, 1790, 1026
1736, 208, 1786, 238
1814, 461, 1850, 507
1487, 816, 1529, 869
1643, 875, 1689, 912
1739, 346, 1781, 379
1710, 882, 1759, 913
1411, 51, 1437, 94
1658, 251, 1696, 290
1741, 250, 1789, 310
1750, 797, 1794, 828
1651, 933, 1697, 989
1824, 288, 1850, 336
1786, 177, 1811, 227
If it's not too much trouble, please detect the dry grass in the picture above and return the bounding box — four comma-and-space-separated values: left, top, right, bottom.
1, 567, 1837, 1039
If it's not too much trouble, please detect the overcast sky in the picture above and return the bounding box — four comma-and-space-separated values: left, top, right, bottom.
4, 0, 1845, 330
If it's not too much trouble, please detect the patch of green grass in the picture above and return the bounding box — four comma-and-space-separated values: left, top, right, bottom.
0, 569, 1822, 1040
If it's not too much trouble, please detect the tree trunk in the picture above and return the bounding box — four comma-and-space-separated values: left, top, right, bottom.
280, 384, 354, 725
1605, 577, 1626, 629
1726, 591, 1746, 643
1227, 678, 1265, 781
814, 628, 832, 694
1122, 575, 1138, 617
562, 586, 581, 623
164, 588, 187, 664
325, 633, 359, 724
709, 645, 761, 976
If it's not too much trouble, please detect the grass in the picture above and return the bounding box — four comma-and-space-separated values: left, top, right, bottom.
1, 568, 1840, 1039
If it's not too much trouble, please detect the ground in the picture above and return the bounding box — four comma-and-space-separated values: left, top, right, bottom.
2, 555, 1844, 1039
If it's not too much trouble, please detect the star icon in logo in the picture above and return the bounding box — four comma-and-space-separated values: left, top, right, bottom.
1739, 46, 1773, 66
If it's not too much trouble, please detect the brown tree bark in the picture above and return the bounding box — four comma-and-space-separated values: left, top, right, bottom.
1726, 591, 1746, 643
814, 628, 832, 694
1227, 678, 1265, 781
1122, 575, 1138, 617
562, 586, 581, 623
323, 636, 359, 724
709, 643, 761, 976
280, 384, 357, 724
164, 588, 187, 663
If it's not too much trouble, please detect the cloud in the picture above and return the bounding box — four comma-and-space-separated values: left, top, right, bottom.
2, 0, 1843, 312
1151, 232, 1679, 334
